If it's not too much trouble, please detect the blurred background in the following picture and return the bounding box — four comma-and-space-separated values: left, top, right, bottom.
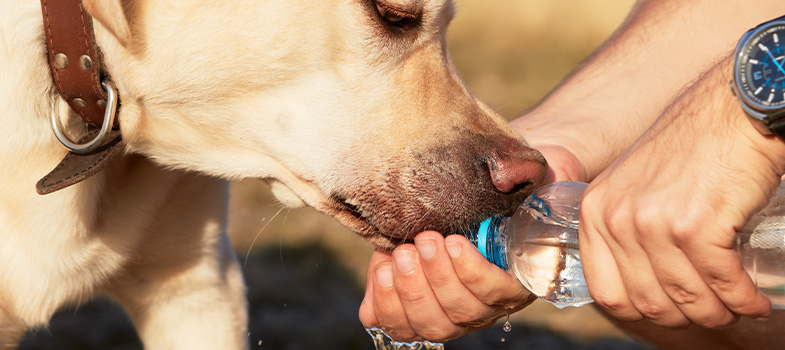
21, 0, 656, 349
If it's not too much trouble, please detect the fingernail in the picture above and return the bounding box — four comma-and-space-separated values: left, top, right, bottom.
376, 265, 393, 288
445, 241, 462, 258
753, 315, 769, 322
393, 249, 416, 273
415, 238, 436, 260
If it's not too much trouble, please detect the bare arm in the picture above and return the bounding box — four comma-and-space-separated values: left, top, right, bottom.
514, 0, 785, 181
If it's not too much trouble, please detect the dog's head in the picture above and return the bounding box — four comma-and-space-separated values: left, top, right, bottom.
84, 0, 547, 250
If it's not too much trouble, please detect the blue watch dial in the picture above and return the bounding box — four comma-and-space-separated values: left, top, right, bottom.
738, 23, 785, 109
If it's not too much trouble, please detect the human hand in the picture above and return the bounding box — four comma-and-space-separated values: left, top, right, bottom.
358, 231, 536, 342
356, 139, 589, 342
578, 55, 785, 329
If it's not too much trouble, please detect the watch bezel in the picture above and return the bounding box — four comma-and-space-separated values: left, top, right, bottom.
733, 17, 785, 120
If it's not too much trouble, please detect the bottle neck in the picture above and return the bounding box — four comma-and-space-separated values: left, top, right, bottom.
466, 217, 510, 270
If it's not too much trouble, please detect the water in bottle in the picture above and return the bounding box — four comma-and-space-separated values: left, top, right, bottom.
468, 181, 785, 309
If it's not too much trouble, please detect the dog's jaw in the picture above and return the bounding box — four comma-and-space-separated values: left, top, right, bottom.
324, 195, 404, 251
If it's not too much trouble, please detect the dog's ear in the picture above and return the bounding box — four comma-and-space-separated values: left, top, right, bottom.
82, 0, 132, 48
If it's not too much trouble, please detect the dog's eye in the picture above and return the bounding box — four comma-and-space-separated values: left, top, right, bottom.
374, 1, 419, 27
376, 4, 404, 23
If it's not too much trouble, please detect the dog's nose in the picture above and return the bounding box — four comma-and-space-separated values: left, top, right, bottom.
486, 145, 548, 194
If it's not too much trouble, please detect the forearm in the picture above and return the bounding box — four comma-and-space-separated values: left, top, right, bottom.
513, 0, 785, 181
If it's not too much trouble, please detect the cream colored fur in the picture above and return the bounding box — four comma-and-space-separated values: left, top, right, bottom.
0, 0, 544, 348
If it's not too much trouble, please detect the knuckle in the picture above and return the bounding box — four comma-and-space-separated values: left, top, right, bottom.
664, 285, 700, 306
669, 220, 700, 245
630, 299, 690, 328
630, 208, 660, 237
426, 274, 453, 289
603, 207, 628, 233
635, 301, 668, 320
592, 294, 624, 311
592, 294, 640, 321
458, 270, 486, 289
704, 274, 737, 295
397, 289, 429, 305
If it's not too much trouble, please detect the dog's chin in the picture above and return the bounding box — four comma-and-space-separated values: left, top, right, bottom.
321, 196, 411, 251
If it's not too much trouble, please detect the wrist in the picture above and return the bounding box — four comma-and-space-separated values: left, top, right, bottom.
726, 78, 785, 177
737, 109, 785, 178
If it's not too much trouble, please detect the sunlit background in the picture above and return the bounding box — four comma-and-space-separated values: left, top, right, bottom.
22, 1, 651, 349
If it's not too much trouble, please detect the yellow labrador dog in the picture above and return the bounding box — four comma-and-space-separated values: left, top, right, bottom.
0, 0, 547, 348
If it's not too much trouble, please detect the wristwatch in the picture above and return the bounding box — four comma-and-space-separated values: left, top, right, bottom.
731, 15, 785, 138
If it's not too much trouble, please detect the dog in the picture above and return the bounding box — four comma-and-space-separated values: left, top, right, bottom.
0, 0, 547, 348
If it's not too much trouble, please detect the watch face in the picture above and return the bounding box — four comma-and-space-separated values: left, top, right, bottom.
737, 21, 785, 110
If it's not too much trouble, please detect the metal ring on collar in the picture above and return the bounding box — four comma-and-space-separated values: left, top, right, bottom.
50, 81, 118, 155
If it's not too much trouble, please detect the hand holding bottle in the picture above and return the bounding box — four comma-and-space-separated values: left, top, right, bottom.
358, 232, 536, 342
578, 55, 785, 329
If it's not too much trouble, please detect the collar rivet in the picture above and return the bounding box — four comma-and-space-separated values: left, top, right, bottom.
54, 53, 68, 69
79, 55, 93, 71
72, 98, 87, 108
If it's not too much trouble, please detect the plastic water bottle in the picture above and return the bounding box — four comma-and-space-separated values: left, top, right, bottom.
466, 181, 785, 309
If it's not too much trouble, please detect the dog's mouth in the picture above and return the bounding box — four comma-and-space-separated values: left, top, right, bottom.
310, 133, 548, 251
326, 194, 409, 250
326, 191, 491, 252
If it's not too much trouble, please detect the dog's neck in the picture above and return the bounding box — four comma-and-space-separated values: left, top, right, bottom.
0, 1, 68, 165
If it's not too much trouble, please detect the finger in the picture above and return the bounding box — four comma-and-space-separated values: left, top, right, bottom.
391, 245, 464, 341
359, 250, 390, 328
599, 227, 690, 327
413, 232, 499, 327
643, 244, 738, 328
444, 234, 535, 309
367, 252, 418, 340
681, 234, 772, 320
579, 215, 643, 322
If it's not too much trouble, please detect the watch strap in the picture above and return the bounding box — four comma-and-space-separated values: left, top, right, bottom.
770, 119, 785, 140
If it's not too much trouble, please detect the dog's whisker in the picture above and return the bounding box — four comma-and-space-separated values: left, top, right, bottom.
404, 205, 436, 241
279, 208, 292, 268
244, 206, 286, 268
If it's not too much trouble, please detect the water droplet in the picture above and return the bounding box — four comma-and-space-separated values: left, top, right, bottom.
501, 337, 506, 343
258, 340, 262, 346
502, 308, 512, 333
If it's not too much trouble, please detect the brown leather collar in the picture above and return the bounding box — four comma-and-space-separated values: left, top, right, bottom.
41, 0, 108, 126
37, 0, 125, 195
